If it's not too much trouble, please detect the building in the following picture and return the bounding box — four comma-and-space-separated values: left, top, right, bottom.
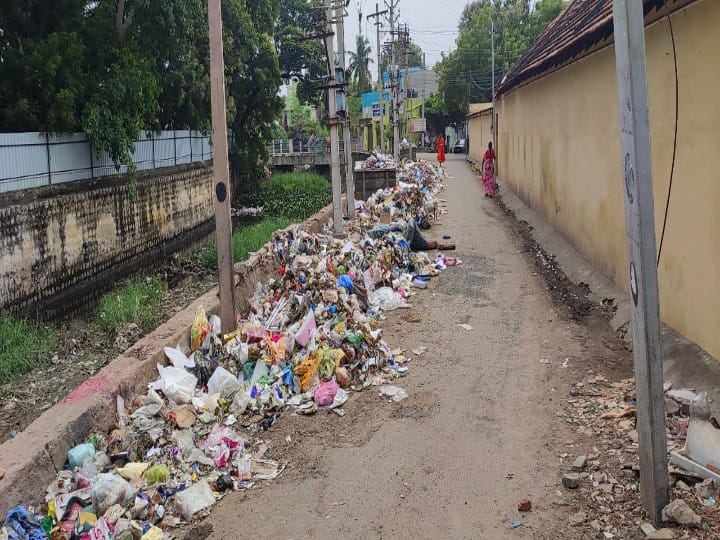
469, 0, 720, 361
361, 67, 438, 151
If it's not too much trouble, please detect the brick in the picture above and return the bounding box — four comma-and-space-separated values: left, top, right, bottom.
517, 498, 532, 512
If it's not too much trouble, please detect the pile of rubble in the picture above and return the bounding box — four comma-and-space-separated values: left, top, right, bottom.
558, 373, 720, 539
0, 159, 456, 540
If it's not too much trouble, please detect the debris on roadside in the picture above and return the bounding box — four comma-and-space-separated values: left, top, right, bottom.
558, 372, 720, 537
1, 158, 458, 539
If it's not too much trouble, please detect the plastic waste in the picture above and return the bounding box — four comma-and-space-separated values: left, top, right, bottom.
369, 287, 409, 311
201, 425, 245, 468
686, 393, 720, 471
230, 391, 254, 415
115, 463, 149, 482
207, 367, 241, 397
250, 360, 270, 383
91, 474, 134, 515
156, 364, 197, 404
145, 464, 170, 486
379, 385, 408, 402
174, 480, 215, 521
68, 443, 96, 469
295, 310, 317, 347
190, 306, 211, 352
4, 506, 47, 540
314, 379, 339, 407
163, 347, 193, 369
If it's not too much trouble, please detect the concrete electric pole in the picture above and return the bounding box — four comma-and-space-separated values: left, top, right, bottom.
335, 2, 355, 218
386, 0, 400, 162
323, 0, 343, 235
611, 0, 669, 524
368, 4, 387, 153
207, 0, 237, 332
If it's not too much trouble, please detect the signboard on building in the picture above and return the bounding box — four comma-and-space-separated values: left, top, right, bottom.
372, 103, 386, 117
410, 118, 426, 132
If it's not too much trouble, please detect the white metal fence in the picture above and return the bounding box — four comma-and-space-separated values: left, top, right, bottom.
0, 130, 213, 193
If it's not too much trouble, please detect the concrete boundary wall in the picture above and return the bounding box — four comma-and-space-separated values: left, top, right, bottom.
0, 164, 214, 317
0, 203, 334, 515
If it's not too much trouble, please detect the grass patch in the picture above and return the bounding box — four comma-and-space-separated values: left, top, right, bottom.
0, 316, 58, 384
201, 217, 291, 268
238, 171, 332, 221
96, 277, 164, 331
264, 171, 331, 191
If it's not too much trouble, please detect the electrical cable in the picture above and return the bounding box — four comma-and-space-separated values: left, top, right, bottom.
657, 0, 678, 266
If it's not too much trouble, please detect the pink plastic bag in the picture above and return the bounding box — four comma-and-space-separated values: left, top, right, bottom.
314, 379, 339, 407
201, 425, 245, 468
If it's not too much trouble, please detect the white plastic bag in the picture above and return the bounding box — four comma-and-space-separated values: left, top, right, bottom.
92, 474, 135, 515
174, 480, 215, 520
163, 347, 193, 369
156, 364, 197, 404
369, 287, 409, 311
207, 367, 241, 397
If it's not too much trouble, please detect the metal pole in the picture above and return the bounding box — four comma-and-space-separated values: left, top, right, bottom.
491, 19, 497, 182
208, 0, 237, 332
422, 53, 426, 148
388, 1, 399, 162
45, 133, 52, 185
612, 0, 668, 524
336, 7, 356, 217
324, 0, 343, 235
368, 3, 387, 153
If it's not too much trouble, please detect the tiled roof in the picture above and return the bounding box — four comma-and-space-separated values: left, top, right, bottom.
497, 0, 668, 94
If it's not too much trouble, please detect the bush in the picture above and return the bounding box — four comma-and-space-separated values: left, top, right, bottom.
264, 171, 330, 192
238, 171, 332, 221
96, 277, 164, 331
0, 316, 58, 384
201, 217, 291, 268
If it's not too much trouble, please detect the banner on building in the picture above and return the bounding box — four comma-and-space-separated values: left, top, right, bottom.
410, 118, 426, 132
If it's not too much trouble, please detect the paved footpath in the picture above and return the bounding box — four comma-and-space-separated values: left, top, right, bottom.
198, 153, 594, 539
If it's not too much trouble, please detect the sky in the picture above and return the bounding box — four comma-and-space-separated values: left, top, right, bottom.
343, 0, 471, 72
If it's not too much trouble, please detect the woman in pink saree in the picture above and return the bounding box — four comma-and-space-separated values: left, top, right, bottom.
481, 141, 496, 197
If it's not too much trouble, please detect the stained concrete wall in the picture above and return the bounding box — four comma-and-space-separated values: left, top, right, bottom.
0, 164, 214, 316
467, 108, 493, 164
496, 0, 720, 360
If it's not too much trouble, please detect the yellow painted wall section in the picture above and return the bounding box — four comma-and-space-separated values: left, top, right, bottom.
468, 111, 493, 163
497, 0, 720, 360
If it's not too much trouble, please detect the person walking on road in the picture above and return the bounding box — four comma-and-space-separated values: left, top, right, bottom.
436, 134, 446, 167
481, 141, 496, 197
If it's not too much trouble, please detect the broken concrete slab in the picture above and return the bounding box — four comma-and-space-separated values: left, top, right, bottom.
572, 455, 587, 472
562, 473, 580, 489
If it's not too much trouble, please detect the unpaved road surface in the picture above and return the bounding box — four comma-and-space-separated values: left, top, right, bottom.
193, 154, 632, 539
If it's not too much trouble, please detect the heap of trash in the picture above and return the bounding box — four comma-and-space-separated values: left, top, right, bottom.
0, 159, 458, 540
361, 150, 397, 170
558, 372, 720, 537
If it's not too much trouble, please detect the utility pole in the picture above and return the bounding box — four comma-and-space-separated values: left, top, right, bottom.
612, 0, 668, 524
368, 4, 387, 152
403, 25, 409, 145
421, 52, 426, 148
323, 0, 343, 235
335, 2, 355, 218
491, 18, 497, 182
386, 0, 400, 162
207, 0, 237, 332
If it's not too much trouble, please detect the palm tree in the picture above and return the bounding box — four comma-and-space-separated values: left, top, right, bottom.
347, 35, 374, 94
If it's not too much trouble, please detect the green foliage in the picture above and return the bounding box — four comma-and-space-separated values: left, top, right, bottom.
0, 0, 284, 191
348, 35, 374, 94
275, 0, 326, 106
436, 0, 567, 120
0, 316, 58, 384
201, 218, 291, 267
82, 49, 161, 171
264, 171, 330, 192
96, 277, 164, 332
237, 171, 332, 223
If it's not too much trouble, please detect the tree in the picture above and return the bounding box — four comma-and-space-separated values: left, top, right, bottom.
0, 0, 284, 192
380, 41, 424, 76
275, 0, 327, 106
436, 0, 566, 119
347, 35, 374, 94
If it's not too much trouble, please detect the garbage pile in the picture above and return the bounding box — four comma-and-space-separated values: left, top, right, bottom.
361, 151, 397, 170
559, 374, 720, 537
1, 159, 457, 540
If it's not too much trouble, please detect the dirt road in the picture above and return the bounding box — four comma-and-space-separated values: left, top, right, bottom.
195, 154, 626, 539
